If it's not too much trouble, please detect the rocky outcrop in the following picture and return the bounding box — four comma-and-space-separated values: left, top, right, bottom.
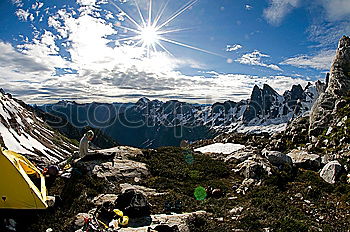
309, 36, 350, 137
80, 147, 150, 182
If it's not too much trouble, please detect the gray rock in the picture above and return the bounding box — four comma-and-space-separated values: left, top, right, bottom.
320, 161, 342, 184
91, 194, 118, 206
229, 206, 244, 215
286, 150, 321, 169
119, 183, 164, 197
224, 150, 255, 163
234, 155, 272, 179
90, 158, 150, 181
262, 149, 292, 166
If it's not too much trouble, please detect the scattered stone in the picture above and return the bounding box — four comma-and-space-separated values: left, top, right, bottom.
295, 193, 303, 199
91, 194, 118, 206
286, 150, 321, 169
262, 149, 292, 166
229, 206, 244, 215
320, 161, 342, 184
234, 155, 272, 179
120, 183, 161, 197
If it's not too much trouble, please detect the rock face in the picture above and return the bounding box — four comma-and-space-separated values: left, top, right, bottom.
320, 161, 342, 184
309, 36, 350, 137
0, 90, 76, 165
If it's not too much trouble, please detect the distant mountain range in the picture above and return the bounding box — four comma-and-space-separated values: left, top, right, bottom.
38, 82, 322, 148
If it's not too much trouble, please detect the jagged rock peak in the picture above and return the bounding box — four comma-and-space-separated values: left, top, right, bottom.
309, 35, 350, 137
327, 35, 350, 96
136, 97, 150, 105
262, 83, 278, 95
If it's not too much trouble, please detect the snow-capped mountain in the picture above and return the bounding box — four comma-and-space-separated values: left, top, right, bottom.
0, 90, 75, 164
40, 82, 321, 148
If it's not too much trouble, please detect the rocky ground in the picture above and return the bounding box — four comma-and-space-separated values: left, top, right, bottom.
2, 143, 350, 232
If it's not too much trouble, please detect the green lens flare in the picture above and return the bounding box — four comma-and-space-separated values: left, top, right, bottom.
184, 154, 194, 165
194, 186, 207, 201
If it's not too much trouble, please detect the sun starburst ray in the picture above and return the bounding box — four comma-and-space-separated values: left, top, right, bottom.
134, 0, 147, 27
117, 35, 142, 42
115, 24, 140, 34
156, 0, 198, 31
156, 41, 173, 56
132, 40, 143, 48
148, 0, 152, 26
152, 0, 169, 27
113, 0, 220, 59
159, 37, 224, 57
110, 0, 142, 30
157, 28, 192, 35
151, 43, 157, 53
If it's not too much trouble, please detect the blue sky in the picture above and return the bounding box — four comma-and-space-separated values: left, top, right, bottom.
0, 0, 349, 104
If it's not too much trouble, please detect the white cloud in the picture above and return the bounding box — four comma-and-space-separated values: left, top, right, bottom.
15, 9, 34, 21
77, 0, 97, 6
320, 0, 350, 21
281, 50, 335, 70
0, 41, 51, 74
32, 2, 44, 10
245, 5, 253, 10
263, 0, 299, 25
308, 21, 350, 49
226, 44, 242, 52
236, 50, 283, 71
11, 0, 23, 7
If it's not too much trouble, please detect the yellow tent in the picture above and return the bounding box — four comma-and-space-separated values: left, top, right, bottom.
0, 148, 48, 209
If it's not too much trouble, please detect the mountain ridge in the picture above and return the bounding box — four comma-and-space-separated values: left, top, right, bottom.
39, 82, 320, 148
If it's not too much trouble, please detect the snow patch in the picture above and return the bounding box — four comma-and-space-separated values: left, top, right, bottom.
194, 143, 245, 154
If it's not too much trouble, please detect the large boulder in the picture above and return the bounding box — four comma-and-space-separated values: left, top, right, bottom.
286, 150, 321, 169
320, 161, 342, 184
262, 149, 292, 166
234, 155, 273, 179
91, 159, 150, 181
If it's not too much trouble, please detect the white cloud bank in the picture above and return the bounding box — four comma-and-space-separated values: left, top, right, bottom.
236, 50, 283, 71
264, 0, 350, 25
281, 50, 335, 70
263, 0, 299, 26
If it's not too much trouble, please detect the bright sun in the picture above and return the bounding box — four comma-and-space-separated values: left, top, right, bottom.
140, 26, 159, 45
111, 0, 217, 58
